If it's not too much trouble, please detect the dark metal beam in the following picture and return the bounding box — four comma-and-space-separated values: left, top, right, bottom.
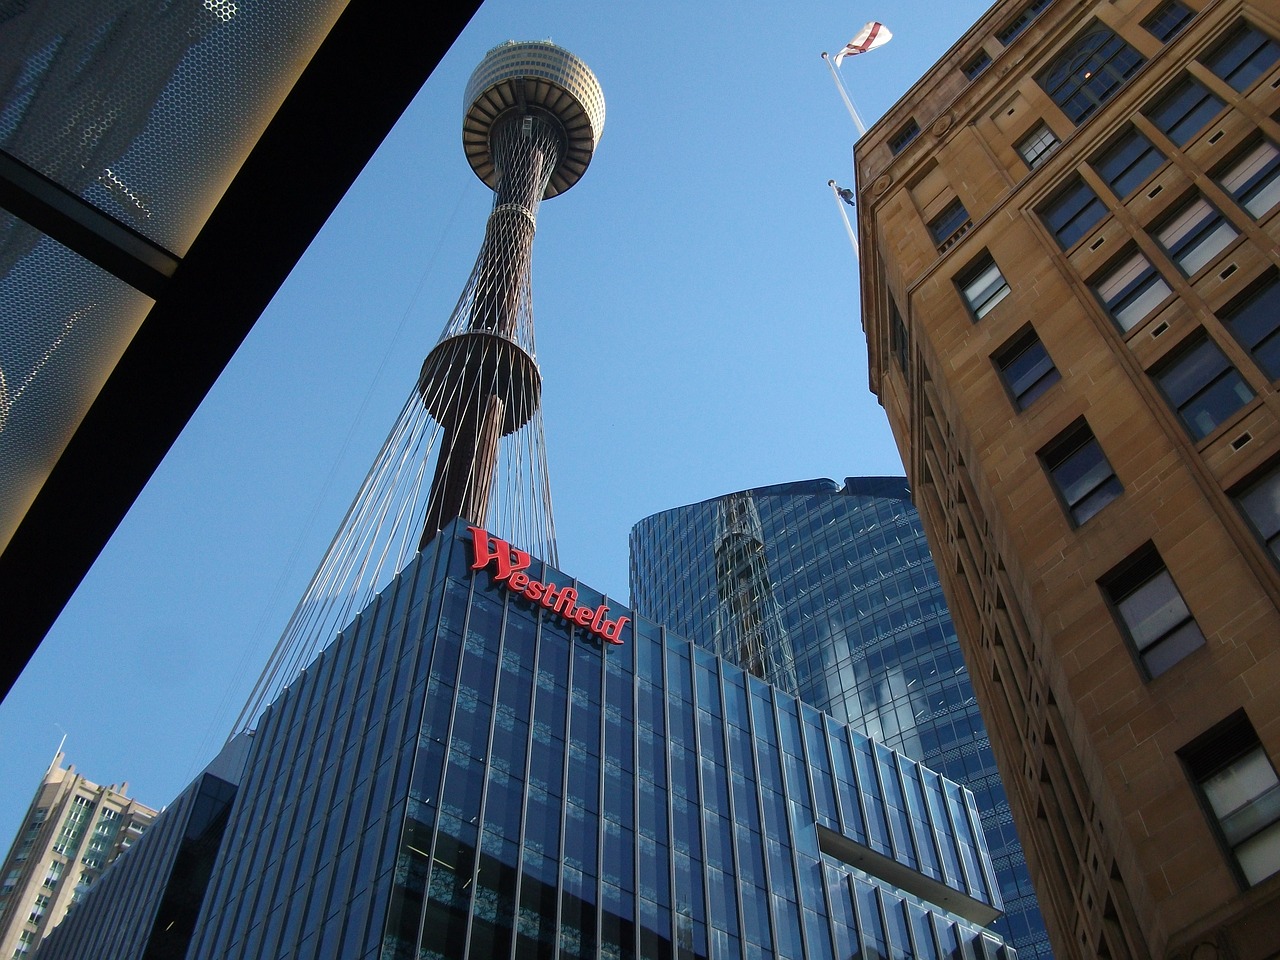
0, 151, 179, 298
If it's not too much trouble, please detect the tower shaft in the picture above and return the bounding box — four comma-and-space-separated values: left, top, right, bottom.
419, 111, 561, 546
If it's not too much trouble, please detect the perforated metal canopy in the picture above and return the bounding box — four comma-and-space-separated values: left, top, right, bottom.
0, 0, 484, 699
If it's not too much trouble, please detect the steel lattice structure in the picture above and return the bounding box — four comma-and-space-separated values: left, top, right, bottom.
233, 42, 604, 732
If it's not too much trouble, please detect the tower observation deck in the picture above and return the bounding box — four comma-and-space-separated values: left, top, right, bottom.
233, 43, 603, 731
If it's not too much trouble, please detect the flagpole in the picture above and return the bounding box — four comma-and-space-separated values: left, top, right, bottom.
821, 53, 867, 136
828, 180, 860, 262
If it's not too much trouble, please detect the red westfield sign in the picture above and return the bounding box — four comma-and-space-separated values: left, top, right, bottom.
468, 527, 628, 644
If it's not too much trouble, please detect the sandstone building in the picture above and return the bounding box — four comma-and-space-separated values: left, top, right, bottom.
855, 0, 1280, 957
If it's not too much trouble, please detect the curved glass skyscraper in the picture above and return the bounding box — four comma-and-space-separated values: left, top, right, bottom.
630, 477, 1050, 958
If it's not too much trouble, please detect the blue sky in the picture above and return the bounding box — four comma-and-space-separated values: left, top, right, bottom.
0, 0, 996, 848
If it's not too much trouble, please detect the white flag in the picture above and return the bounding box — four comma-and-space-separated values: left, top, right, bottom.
833, 21, 892, 67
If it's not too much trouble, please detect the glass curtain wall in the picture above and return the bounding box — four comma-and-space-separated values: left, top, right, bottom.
183, 520, 1012, 960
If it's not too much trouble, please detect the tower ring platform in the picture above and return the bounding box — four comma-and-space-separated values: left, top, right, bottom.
417, 332, 541, 434
462, 40, 606, 199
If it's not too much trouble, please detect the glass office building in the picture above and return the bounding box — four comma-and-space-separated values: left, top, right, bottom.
630, 478, 1048, 958
42, 519, 1014, 960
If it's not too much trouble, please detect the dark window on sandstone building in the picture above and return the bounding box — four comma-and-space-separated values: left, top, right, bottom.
1101, 544, 1204, 677
1202, 21, 1280, 92
1151, 335, 1253, 440
888, 119, 920, 155
1180, 711, 1280, 886
1040, 419, 1122, 525
1233, 461, 1280, 563
928, 198, 972, 251
963, 50, 992, 80
1038, 176, 1106, 248
1220, 272, 1280, 381
1092, 127, 1165, 198
1144, 75, 1225, 146
1142, 1, 1193, 43
994, 327, 1060, 409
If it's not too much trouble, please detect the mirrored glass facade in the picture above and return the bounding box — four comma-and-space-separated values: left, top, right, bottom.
47, 519, 1006, 960
629, 478, 1049, 958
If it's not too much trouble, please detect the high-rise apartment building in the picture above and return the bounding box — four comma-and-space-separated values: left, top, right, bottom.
630, 477, 1050, 957
0, 754, 156, 958
855, 0, 1280, 957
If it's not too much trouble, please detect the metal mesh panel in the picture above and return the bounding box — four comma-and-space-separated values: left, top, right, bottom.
0, 0, 346, 553
0, 216, 154, 550
0, 0, 347, 255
